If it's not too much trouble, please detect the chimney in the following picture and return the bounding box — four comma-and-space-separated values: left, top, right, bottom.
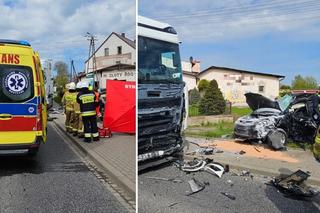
121, 33, 125, 37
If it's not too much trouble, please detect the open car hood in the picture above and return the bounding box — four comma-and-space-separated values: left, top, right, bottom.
245, 93, 315, 112
245, 93, 281, 111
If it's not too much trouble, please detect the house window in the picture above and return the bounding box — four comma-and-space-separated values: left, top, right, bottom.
259, 85, 265, 92
117, 46, 122, 55
115, 60, 121, 64
104, 48, 109, 56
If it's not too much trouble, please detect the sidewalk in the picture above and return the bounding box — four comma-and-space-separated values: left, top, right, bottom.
185, 137, 320, 186
52, 113, 136, 197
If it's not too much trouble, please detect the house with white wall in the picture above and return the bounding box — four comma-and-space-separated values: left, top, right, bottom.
84, 32, 136, 88
183, 59, 285, 106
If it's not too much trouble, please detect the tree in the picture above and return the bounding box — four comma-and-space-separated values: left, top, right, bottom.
280, 84, 291, 90
54, 61, 69, 104
199, 79, 226, 115
188, 88, 201, 105
291, 75, 318, 90
197, 79, 210, 92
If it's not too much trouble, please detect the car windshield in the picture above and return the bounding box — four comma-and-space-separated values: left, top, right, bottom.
0, 65, 34, 103
138, 36, 182, 84
277, 94, 293, 111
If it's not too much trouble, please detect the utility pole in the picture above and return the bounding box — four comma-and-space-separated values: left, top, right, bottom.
85, 32, 97, 74
70, 60, 77, 82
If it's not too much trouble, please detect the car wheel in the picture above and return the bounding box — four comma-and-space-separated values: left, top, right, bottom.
267, 128, 287, 150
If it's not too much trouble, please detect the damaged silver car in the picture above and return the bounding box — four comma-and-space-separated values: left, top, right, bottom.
234, 92, 320, 150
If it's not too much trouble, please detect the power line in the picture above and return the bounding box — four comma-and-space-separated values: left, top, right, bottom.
167, 6, 320, 26
178, 14, 320, 40
146, 0, 320, 34
152, 0, 319, 20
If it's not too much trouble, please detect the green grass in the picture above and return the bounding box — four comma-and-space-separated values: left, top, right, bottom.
189, 105, 252, 117
231, 106, 252, 117
189, 104, 200, 117
286, 141, 313, 151
185, 121, 234, 138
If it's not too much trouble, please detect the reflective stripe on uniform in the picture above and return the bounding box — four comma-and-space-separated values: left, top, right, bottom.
82, 111, 96, 116
79, 94, 94, 97
79, 94, 95, 104
92, 132, 99, 137
84, 133, 91, 138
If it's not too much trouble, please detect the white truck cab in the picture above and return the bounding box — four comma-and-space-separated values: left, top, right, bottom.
138, 16, 186, 167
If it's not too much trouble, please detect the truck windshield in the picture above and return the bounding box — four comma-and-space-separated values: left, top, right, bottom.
0, 65, 34, 103
138, 36, 182, 84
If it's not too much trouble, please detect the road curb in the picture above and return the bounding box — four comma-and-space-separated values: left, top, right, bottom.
52, 120, 136, 199
184, 154, 320, 186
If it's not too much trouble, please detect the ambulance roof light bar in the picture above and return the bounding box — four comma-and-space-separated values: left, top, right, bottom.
0, 39, 31, 46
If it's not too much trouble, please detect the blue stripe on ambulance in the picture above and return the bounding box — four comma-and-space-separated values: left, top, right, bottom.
25, 96, 40, 105
0, 103, 37, 116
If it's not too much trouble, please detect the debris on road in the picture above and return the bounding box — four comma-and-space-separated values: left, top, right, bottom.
239, 150, 246, 155
168, 202, 180, 208
146, 176, 183, 183
187, 178, 205, 196
49, 108, 63, 114
240, 170, 250, 177
221, 192, 236, 200
196, 147, 214, 155
272, 170, 319, 198
47, 116, 57, 121
181, 159, 206, 172
254, 146, 262, 152
203, 163, 225, 178
227, 180, 234, 186
178, 158, 226, 178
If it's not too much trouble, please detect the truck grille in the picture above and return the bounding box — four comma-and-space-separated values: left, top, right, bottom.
138, 110, 181, 154
138, 97, 181, 109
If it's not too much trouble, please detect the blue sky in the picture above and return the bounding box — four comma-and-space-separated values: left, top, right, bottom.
139, 0, 320, 85
0, 0, 135, 76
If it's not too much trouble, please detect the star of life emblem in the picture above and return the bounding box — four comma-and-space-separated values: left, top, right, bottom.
4, 71, 29, 95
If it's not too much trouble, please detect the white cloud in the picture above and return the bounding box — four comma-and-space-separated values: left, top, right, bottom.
0, 0, 135, 67
139, 0, 320, 43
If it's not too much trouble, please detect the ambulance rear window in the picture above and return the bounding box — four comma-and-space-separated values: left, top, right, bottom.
0, 65, 34, 103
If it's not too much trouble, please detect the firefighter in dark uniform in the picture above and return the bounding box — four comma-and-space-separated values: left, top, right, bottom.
77, 82, 100, 142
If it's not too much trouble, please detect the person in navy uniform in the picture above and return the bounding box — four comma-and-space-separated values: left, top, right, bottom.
76, 82, 99, 143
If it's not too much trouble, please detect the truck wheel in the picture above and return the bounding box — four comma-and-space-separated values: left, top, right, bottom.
267, 128, 287, 150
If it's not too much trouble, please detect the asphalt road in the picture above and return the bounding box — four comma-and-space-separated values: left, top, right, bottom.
0, 123, 128, 213
139, 163, 320, 213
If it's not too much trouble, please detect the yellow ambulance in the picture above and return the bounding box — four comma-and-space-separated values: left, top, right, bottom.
0, 39, 47, 156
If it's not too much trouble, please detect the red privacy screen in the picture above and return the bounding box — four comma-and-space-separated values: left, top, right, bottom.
103, 80, 136, 134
